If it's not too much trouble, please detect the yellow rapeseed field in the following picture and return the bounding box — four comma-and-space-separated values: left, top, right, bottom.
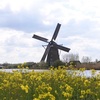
0, 64, 100, 100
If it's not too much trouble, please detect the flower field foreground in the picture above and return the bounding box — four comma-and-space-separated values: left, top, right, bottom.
0, 66, 100, 100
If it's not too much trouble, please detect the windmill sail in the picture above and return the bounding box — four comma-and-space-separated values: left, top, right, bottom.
56, 44, 70, 52
51, 23, 61, 41
41, 44, 51, 61
32, 34, 48, 43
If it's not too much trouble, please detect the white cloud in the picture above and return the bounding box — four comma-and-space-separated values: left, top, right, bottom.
63, 36, 100, 61
0, 0, 38, 12
0, 0, 100, 63
0, 28, 44, 63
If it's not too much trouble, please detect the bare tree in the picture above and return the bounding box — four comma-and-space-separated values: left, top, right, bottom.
63, 53, 79, 63
81, 56, 91, 63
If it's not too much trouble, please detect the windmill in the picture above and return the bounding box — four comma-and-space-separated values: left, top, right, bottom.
32, 23, 70, 66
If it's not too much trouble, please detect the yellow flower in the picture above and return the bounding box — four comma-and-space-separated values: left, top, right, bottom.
38, 92, 55, 100
47, 86, 52, 92
80, 95, 84, 99
81, 90, 85, 95
55, 90, 58, 94
91, 69, 96, 75
21, 85, 29, 93
86, 89, 91, 94
60, 85, 63, 89
79, 68, 86, 72
17, 65, 20, 68
66, 85, 72, 91
64, 84, 73, 94
3, 97, 6, 100
62, 92, 72, 98
59, 74, 65, 79
33, 98, 40, 100
84, 79, 90, 86
97, 81, 100, 86
36, 76, 42, 81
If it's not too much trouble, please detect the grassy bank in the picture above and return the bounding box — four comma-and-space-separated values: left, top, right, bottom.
0, 66, 100, 100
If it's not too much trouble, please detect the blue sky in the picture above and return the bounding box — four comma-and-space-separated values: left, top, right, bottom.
0, 0, 100, 63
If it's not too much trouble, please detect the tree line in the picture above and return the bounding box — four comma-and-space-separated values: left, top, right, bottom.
62, 53, 92, 63
1, 53, 99, 69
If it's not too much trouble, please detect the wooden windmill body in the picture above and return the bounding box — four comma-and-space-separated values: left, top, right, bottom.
32, 23, 70, 66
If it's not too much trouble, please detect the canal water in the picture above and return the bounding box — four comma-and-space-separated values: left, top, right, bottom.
0, 69, 100, 77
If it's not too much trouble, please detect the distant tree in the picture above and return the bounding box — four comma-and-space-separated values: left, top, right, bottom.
25, 62, 35, 68
34, 62, 49, 69
63, 53, 79, 63
2, 62, 9, 66
81, 56, 91, 63
95, 59, 99, 63
52, 60, 65, 68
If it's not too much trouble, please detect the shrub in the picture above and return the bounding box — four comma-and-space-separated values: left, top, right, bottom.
52, 60, 65, 68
